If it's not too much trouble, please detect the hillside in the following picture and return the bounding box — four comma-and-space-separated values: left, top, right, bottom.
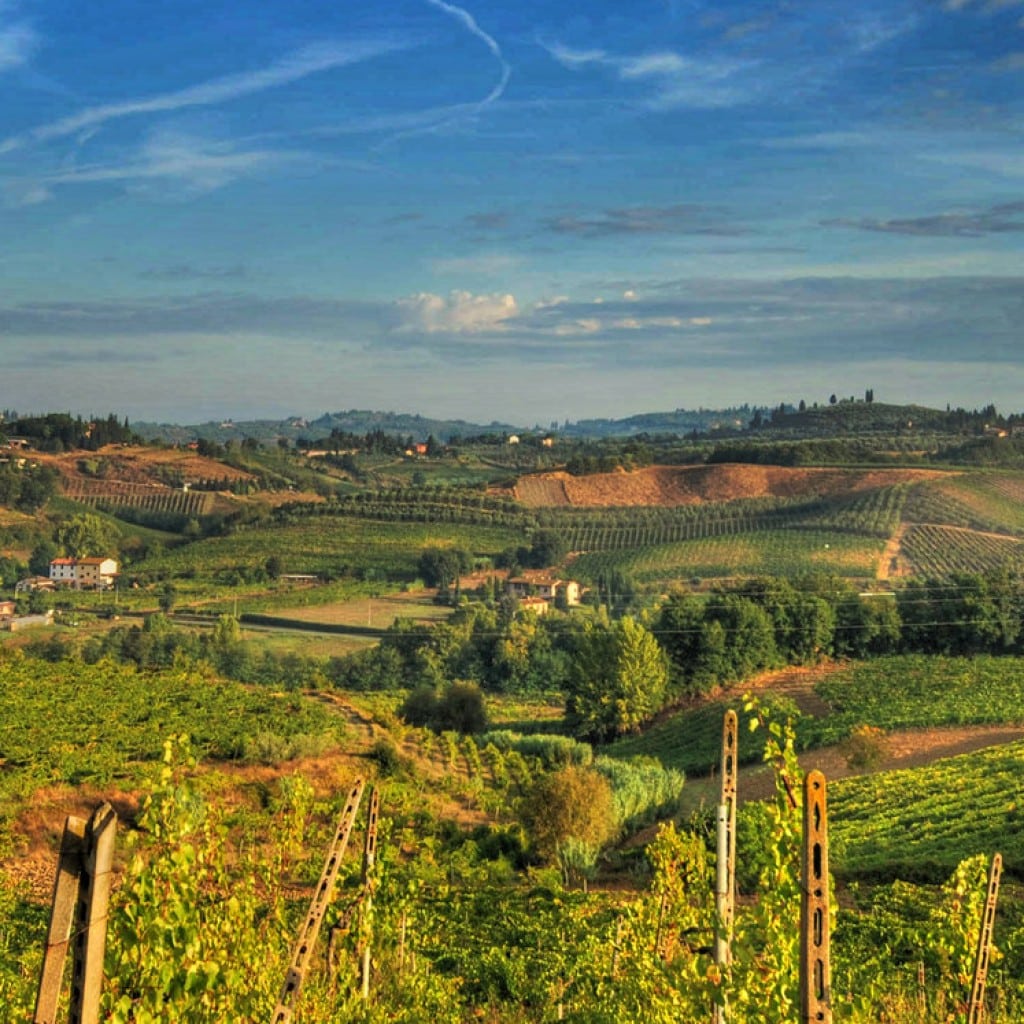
514, 464, 948, 508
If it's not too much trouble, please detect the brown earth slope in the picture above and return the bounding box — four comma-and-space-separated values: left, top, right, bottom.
514, 464, 949, 508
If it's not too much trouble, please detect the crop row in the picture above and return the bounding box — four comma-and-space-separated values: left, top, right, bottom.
571, 528, 884, 584
133, 518, 523, 580
899, 524, 1024, 578
0, 654, 342, 811
902, 481, 1019, 536
63, 483, 213, 516
830, 740, 1024, 879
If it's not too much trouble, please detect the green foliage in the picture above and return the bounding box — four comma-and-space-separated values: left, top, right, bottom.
55, 511, 120, 557
481, 729, 593, 768
398, 680, 488, 734
519, 765, 617, 883
566, 616, 669, 741
0, 653, 343, 815
418, 545, 473, 588
829, 740, 1024, 881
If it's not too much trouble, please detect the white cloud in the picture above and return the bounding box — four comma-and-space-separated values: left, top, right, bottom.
23, 128, 305, 200
395, 290, 519, 333
541, 39, 753, 109
553, 317, 602, 336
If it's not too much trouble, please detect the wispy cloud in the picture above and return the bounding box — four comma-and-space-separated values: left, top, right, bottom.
824, 201, 1024, 236
544, 204, 747, 238
139, 263, 249, 282
0, 17, 36, 72
0, 37, 404, 155
3, 127, 310, 205
542, 40, 753, 109
991, 51, 1024, 71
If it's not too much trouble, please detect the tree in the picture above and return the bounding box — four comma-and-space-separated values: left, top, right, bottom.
56, 512, 119, 558
653, 592, 707, 696
158, 584, 176, 613
29, 539, 58, 576
519, 765, 617, 885
418, 546, 472, 589
526, 529, 568, 568
566, 617, 669, 741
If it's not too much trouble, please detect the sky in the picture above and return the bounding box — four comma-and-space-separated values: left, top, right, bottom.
2, 0, 1024, 427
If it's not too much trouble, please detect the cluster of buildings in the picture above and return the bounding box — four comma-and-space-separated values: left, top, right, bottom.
14, 556, 119, 595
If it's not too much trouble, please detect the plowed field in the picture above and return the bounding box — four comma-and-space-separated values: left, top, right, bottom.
514, 464, 948, 508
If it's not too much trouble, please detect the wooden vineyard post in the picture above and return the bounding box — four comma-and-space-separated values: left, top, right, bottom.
272, 778, 366, 1024
967, 852, 1002, 1024
713, 709, 737, 1024
360, 786, 380, 1000
34, 817, 87, 1024
800, 771, 831, 1024
34, 803, 117, 1024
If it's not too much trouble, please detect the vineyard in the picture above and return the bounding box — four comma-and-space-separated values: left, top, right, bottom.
2, 652, 1024, 1020
898, 525, 1024, 577
60, 479, 216, 517
830, 741, 1024, 880
132, 517, 523, 584
570, 527, 885, 582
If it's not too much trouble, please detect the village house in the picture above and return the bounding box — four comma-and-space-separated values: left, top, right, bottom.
0, 599, 15, 623
15, 575, 54, 593
49, 556, 119, 590
506, 570, 581, 607
518, 595, 551, 616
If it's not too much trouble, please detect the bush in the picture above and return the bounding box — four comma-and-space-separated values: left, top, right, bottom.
398, 681, 488, 734
368, 737, 407, 778
842, 724, 887, 770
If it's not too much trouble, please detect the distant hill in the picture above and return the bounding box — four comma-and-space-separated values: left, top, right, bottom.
118, 398, 1020, 445
132, 410, 522, 445
131, 406, 765, 444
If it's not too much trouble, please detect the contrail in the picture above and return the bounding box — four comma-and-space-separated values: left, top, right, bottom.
378, 0, 510, 145
425, 0, 511, 107
0, 37, 405, 156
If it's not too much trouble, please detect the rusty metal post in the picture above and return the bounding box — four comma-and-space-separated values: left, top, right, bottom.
272, 778, 366, 1024
713, 709, 738, 1024
34, 816, 87, 1024
800, 771, 831, 1023
967, 852, 1002, 1024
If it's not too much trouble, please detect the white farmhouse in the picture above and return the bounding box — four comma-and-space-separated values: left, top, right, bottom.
49, 556, 119, 590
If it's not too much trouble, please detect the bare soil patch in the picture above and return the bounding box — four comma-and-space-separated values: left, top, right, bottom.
514, 465, 948, 509
35, 444, 256, 488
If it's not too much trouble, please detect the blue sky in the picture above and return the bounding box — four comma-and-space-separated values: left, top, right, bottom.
2, 0, 1023, 426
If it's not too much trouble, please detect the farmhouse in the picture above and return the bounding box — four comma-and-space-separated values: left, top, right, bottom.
49, 556, 119, 590
518, 596, 551, 616
0, 599, 15, 623
506, 571, 581, 607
